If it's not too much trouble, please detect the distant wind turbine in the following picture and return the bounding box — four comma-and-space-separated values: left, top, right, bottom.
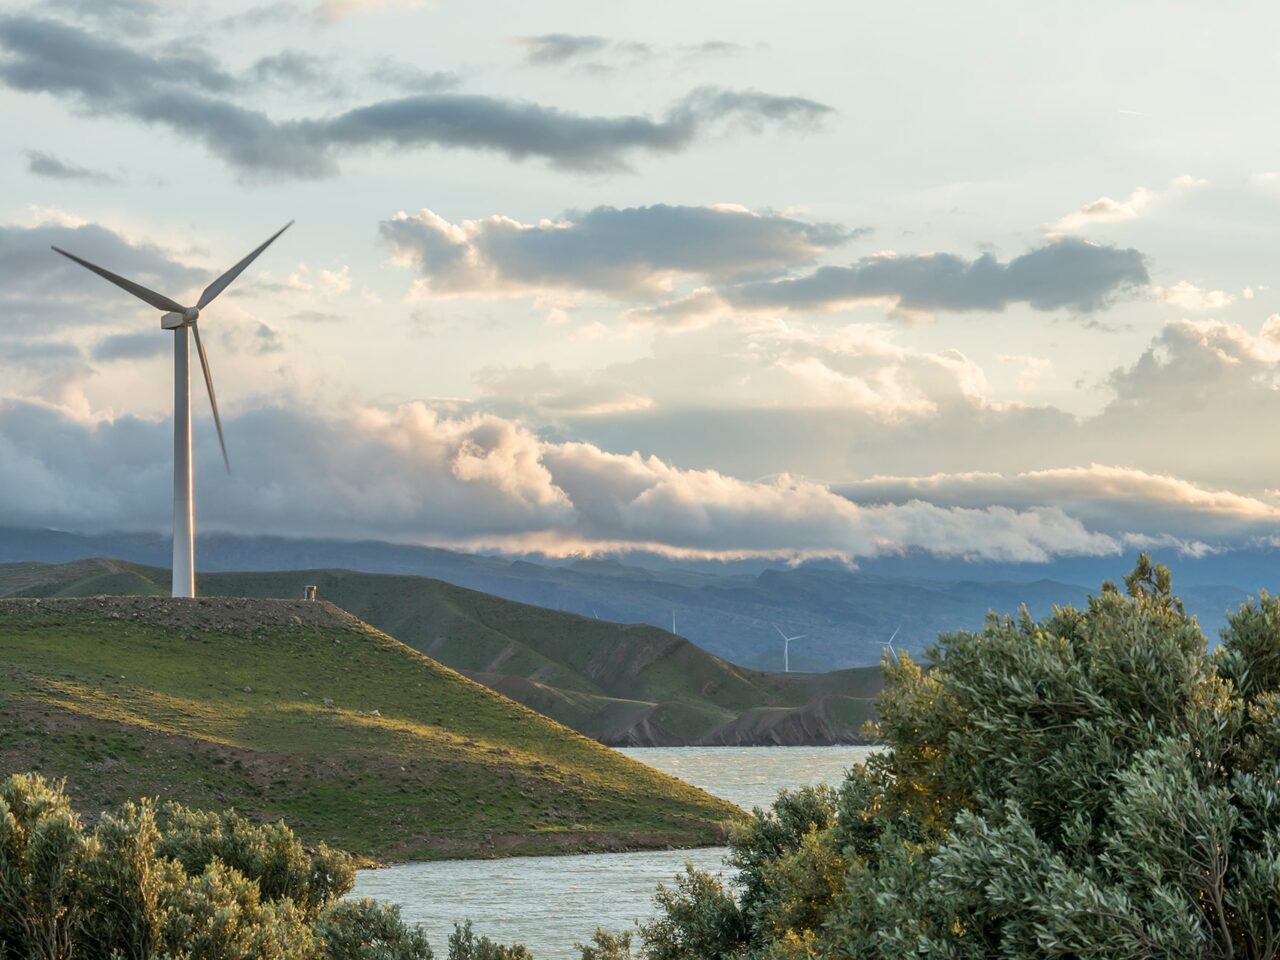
885, 625, 901, 660
52, 222, 293, 599
774, 625, 807, 673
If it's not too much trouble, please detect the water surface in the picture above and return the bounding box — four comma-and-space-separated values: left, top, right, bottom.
616, 745, 874, 812
352, 745, 874, 958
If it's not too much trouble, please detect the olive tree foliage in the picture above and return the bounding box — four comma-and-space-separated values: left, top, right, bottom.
639, 557, 1280, 959
445, 921, 532, 960
0, 777, 431, 960
577, 928, 635, 960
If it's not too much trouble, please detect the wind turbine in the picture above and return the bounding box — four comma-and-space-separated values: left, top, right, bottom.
885, 625, 901, 660
51, 222, 293, 599
774, 625, 807, 673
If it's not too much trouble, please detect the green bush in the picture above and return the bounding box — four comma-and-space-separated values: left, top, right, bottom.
446, 921, 531, 960
317, 899, 433, 960
640, 556, 1280, 959
155, 803, 354, 916
0, 777, 432, 960
577, 928, 634, 960
639, 866, 745, 960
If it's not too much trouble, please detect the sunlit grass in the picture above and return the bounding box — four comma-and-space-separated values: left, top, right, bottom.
0, 599, 745, 862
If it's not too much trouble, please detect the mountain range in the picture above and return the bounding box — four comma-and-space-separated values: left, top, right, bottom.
1, 526, 1265, 668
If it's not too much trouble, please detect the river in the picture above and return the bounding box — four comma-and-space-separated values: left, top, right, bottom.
351, 745, 874, 958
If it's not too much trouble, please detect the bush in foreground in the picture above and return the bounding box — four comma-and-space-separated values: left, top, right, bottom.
0, 777, 431, 960
640, 557, 1280, 958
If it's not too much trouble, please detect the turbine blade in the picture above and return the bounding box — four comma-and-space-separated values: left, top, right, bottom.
774, 625, 789, 641
790, 635, 807, 641
51, 246, 186, 313
192, 324, 230, 474
197, 220, 293, 310
888, 625, 901, 645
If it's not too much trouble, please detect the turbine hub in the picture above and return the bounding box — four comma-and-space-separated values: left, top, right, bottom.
183, 307, 200, 324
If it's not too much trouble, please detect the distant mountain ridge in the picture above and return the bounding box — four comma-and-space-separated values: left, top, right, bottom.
0, 559, 883, 747
0, 526, 1262, 667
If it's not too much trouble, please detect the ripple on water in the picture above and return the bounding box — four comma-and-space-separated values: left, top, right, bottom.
351, 745, 875, 959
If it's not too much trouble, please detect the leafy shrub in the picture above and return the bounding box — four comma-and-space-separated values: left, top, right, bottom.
0, 776, 430, 960
317, 899, 433, 960
156, 803, 354, 916
577, 928, 633, 960
638, 866, 745, 960
640, 556, 1280, 959
446, 920, 532, 960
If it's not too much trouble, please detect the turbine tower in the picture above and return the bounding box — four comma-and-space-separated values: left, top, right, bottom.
52, 222, 293, 599
774, 625, 807, 673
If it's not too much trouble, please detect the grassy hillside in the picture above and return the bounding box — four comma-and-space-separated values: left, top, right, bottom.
1, 560, 883, 745
0, 596, 743, 862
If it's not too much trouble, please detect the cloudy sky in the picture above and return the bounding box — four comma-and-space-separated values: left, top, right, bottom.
3, 0, 1280, 565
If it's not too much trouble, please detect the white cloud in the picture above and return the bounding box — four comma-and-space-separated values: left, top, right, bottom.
469, 313, 1280, 511
624, 288, 731, 329
1155, 280, 1234, 310
0, 396, 1123, 564
318, 266, 352, 295
837, 464, 1280, 543
1052, 186, 1157, 232
283, 263, 353, 298
480, 319, 993, 427
1050, 175, 1205, 234
996, 353, 1052, 390
313, 0, 430, 22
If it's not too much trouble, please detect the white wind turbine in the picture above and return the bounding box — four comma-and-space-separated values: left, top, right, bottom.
52, 222, 293, 599
885, 624, 901, 660
774, 625, 807, 673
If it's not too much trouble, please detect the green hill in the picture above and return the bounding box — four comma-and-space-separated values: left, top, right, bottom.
0, 559, 883, 745
0, 596, 742, 862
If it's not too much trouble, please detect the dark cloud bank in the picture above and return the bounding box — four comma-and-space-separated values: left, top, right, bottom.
726, 238, 1150, 315
25, 149, 117, 183
384, 202, 1148, 316
0, 220, 203, 331
380, 203, 858, 296
0, 15, 831, 177
515, 33, 747, 70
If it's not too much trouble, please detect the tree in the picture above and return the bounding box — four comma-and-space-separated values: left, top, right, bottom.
640, 556, 1280, 959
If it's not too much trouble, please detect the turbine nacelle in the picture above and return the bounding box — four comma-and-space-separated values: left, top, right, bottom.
160, 308, 200, 329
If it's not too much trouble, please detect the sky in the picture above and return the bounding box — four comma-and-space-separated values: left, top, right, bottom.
2, 0, 1280, 566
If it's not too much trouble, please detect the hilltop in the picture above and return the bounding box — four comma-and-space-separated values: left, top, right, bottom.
0, 559, 882, 745
0, 596, 742, 862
